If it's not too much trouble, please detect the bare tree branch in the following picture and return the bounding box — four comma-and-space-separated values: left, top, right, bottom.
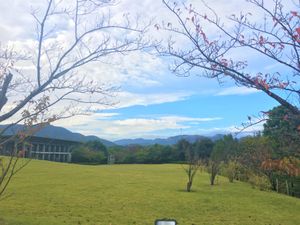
160, 0, 300, 117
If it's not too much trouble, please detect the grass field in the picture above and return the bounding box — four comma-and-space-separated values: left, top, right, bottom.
0, 160, 299, 225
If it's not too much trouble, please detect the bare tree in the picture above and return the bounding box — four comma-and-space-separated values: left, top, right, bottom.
159, 0, 300, 120
183, 157, 201, 192
0, 0, 150, 198
179, 139, 201, 192
208, 160, 219, 185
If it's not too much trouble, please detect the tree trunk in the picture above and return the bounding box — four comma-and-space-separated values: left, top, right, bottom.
210, 173, 216, 185
285, 180, 289, 195
186, 181, 192, 192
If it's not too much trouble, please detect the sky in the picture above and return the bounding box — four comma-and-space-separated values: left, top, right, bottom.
1, 0, 293, 141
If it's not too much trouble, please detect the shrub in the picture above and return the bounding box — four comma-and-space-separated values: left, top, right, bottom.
248, 173, 271, 191
222, 160, 240, 183
72, 146, 106, 164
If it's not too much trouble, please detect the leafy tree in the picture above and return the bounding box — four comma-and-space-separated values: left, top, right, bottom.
261, 106, 300, 196
175, 139, 191, 162
212, 135, 238, 161
264, 105, 300, 157
238, 135, 273, 172
145, 144, 174, 163
193, 138, 214, 160
158, 145, 176, 163
122, 145, 142, 164
71, 146, 105, 164
71, 141, 108, 164
85, 141, 108, 157
108, 145, 126, 164
238, 135, 300, 196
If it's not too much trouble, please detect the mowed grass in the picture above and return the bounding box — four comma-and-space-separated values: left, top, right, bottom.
0, 160, 299, 225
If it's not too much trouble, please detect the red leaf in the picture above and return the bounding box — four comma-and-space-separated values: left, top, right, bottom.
291, 11, 298, 17
258, 36, 264, 46
296, 27, 300, 36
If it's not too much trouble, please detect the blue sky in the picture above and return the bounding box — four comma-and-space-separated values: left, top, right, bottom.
98, 91, 278, 138
60, 62, 280, 140
1, 0, 291, 141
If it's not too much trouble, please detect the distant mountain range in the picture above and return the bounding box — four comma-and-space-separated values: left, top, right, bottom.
114, 134, 224, 146
0, 124, 115, 147
0, 124, 224, 147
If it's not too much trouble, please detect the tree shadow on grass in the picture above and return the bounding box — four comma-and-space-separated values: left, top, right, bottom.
0, 218, 8, 225
177, 189, 197, 193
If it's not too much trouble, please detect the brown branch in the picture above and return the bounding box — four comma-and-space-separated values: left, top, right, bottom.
36, 0, 53, 87
0, 72, 13, 111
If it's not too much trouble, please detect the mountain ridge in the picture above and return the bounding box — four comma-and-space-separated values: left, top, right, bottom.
114, 134, 224, 146
0, 124, 115, 147
0, 124, 225, 147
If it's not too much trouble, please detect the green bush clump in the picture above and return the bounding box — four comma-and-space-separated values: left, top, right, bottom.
221, 160, 241, 183
248, 173, 271, 191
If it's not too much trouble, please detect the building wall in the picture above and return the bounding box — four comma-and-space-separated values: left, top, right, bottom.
26, 142, 72, 162
0, 136, 78, 163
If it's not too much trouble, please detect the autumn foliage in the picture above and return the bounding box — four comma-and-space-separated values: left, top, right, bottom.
160, 0, 300, 115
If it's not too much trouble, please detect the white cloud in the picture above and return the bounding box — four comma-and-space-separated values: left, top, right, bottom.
0, 0, 280, 139
194, 121, 265, 137
91, 112, 120, 119
80, 51, 167, 89
159, 116, 222, 122
54, 114, 222, 140
116, 91, 192, 108
61, 91, 194, 112
215, 86, 260, 96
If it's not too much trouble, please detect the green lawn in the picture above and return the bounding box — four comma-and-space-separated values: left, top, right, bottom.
0, 160, 299, 225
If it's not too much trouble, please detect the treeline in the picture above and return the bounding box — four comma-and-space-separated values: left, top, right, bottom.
71, 137, 213, 165
71, 105, 300, 197
108, 138, 213, 164
71, 141, 108, 164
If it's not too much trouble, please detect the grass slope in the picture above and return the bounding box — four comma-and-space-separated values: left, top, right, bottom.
0, 160, 299, 225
